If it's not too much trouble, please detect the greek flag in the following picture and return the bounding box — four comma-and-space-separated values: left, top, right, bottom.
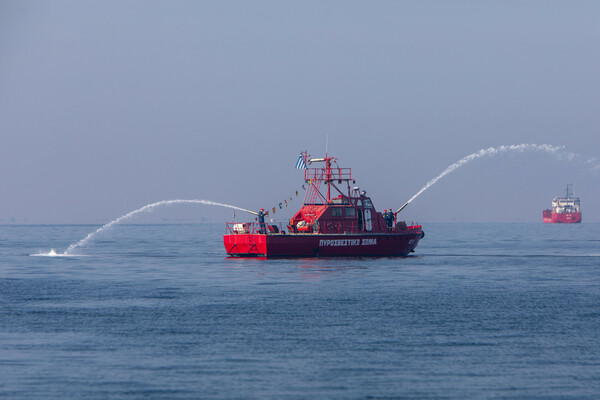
295, 155, 307, 169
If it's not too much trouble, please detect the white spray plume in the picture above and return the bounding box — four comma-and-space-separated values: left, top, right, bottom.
396, 144, 585, 214
64, 199, 255, 255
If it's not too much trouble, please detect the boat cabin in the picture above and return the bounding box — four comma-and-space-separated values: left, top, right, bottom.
287, 152, 399, 234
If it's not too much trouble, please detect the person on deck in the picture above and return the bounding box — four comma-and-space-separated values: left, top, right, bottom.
383, 209, 394, 230
258, 208, 268, 234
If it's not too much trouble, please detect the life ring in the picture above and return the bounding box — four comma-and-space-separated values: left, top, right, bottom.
326, 222, 333, 230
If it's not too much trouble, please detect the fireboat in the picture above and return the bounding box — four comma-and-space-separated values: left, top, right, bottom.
223, 151, 424, 257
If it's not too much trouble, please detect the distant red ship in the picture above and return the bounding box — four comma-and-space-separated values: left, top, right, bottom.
543, 184, 582, 223
224, 151, 424, 257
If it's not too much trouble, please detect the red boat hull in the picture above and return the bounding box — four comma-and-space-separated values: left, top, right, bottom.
542, 210, 582, 223
224, 231, 423, 257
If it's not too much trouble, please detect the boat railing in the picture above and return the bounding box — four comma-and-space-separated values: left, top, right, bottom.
304, 167, 352, 182
406, 223, 422, 231
225, 222, 286, 235
226, 220, 422, 235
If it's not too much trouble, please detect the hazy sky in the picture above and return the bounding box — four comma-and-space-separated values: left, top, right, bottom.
1, 1, 599, 224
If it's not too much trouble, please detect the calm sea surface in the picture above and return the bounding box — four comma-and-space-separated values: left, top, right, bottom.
1, 223, 599, 399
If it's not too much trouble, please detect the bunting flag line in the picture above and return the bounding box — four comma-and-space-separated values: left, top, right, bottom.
268, 184, 307, 215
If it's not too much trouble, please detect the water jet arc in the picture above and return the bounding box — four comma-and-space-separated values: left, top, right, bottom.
64, 199, 257, 255
395, 144, 571, 215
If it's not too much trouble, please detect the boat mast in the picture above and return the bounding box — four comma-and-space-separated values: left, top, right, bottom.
302, 152, 352, 205
565, 184, 572, 199
325, 154, 331, 202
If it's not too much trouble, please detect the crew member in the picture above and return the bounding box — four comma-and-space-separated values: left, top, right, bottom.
383, 209, 394, 230
258, 208, 268, 234
383, 209, 390, 230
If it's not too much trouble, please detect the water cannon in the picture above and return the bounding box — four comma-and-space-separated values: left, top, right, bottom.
395, 201, 410, 216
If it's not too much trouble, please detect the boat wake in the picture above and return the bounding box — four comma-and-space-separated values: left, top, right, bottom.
30, 249, 75, 257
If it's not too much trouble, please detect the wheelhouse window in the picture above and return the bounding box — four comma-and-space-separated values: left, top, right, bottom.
345, 207, 356, 217
332, 197, 349, 204
331, 208, 342, 217
364, 199, 373, 208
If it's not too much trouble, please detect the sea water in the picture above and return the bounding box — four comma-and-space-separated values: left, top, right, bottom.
1, 223, 599, 399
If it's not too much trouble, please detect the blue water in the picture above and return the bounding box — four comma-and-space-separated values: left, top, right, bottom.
1, 223, 599, 399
